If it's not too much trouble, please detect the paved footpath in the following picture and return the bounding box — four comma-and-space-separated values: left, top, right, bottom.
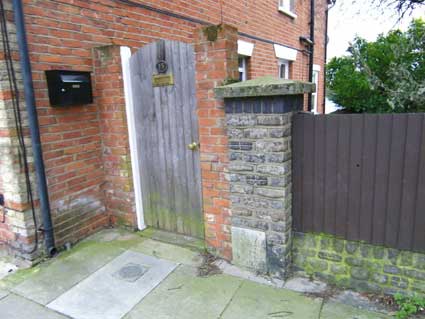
0, 229, 392, 319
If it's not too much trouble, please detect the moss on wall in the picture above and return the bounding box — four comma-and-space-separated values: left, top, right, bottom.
292, 232, 425, 297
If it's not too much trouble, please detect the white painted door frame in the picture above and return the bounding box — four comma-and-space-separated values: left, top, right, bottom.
120, 46, 146, 230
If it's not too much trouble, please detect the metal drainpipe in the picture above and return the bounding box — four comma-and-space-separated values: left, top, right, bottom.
323, 1, 336, 114
12, 0, 56, 257
308, 0, 315, 111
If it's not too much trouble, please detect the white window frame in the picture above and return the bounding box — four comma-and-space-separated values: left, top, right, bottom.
278, 59, 290, 80
278, 0, 297, 19
311, 64, 321, 114
238, 56, 248, 81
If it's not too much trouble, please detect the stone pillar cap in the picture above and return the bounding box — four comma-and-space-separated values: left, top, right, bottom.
215, 76, 315, 99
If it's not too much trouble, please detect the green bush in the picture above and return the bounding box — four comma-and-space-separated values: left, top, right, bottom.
395, 293, 425, 318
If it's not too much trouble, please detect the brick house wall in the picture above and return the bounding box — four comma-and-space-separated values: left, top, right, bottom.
0, 0, 329, 259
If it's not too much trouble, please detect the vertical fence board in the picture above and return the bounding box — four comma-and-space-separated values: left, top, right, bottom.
323, 116, 338, 234
313, 116, 326, 232
335, 116, 350, 238
385, 115, 407, 248
346, 115, 363, 241
292, 114, 305, 231
413, 115, 425, 251
302, 114, 315, 231
371, 115, 392, 246
293, 113, 425, 253
359, 115, 377, 243
398, 114, 422, 250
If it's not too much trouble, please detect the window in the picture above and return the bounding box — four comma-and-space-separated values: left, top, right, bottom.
238, 56, 248, 81
278, 0, 297, 18
311, 69, 319, 113
278, 59, 290, 79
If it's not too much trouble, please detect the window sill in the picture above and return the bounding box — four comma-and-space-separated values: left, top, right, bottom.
278, 7, 297, 19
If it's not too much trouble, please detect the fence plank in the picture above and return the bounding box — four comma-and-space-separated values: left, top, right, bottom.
413, 115, 425, 251
302, 114, 315, 231
398, 114, 422, 250
346, 115, 362, 241
292, 114, 305, 231
371, 114, 392, 246
385, 115, 407, 248
313, 116, 326, 232
323, 115, 339, 234
335, 116, 350, 238
358, 115, 377, 243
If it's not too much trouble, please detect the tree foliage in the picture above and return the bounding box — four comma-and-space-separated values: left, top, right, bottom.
326, 19, 425, 113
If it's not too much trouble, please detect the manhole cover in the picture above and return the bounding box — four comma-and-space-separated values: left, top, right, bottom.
112, 263, 149, 282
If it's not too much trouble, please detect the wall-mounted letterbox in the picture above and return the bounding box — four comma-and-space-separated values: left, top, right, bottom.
45, 70, 93, 107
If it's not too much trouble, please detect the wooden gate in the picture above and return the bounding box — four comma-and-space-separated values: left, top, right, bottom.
129, 40, 204, 239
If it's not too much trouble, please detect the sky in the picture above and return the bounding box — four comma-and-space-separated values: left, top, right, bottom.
327, 0, 425, 60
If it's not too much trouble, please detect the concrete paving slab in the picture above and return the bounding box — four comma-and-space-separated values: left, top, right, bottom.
0, 260, 18, 280
221, 280, 323, 319
47, 251, 177, 319
0, 294, 68, 319
86, 228, 142, 243
124, 265, 243, 319
320, 301, 391, 319
132, 238, 203, 266
331, 290, 391, 314
0, 288, 9, 300
12, 239, 140, 305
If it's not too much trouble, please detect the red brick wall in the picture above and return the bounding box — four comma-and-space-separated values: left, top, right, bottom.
0, 0, 329, 257
93, 45, 137, 228
195, 25, 239, 260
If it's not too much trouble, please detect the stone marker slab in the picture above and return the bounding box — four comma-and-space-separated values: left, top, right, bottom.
124, 265, 243, 319
47, 251, 177, 319
231, 226, 267, 272
0, 294, 68, 319
221, 280, 323, 319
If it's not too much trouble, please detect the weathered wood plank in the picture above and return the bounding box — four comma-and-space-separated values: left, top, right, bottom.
335, 115, 350, 238
323, 115, 338, 234
346, 115, 363, 241
398, 114, 422, 250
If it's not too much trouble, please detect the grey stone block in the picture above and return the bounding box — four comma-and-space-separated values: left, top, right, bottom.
230, 183, 254, 195
244, 128, 269, 139
383, 265, 400, 275
257, 163, 289, 176
246, 175, 268, 186
318, 251, 343, 262
226, 114, 256, 127
255, 140, 287, 152
243, 153, 266, 163
345, 257, 363, 267
232, 217, 269, 231
254, 187, 285, 198
350, 267, 369, 280
229, 162, 254, 172
403, 269, 425, 280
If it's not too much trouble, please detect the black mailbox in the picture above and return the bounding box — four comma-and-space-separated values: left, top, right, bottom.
45, 70, 93, 107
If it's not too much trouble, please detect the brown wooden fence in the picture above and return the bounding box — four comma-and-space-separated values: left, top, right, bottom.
293, 112, 425, 252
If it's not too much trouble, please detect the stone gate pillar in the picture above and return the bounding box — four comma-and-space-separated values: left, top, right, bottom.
215, 77, 314, 279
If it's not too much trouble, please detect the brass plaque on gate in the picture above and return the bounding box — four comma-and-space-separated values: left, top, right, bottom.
152, 74, 174, 87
